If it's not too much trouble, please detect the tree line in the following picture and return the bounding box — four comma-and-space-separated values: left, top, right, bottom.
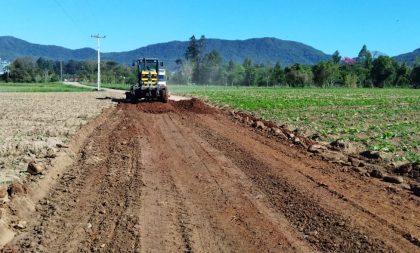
2, 36, 420, 88
1, 57, 136, 84
172, 36, 420, 88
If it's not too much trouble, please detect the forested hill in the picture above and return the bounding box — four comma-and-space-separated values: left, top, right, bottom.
393, 48, 420, 66
1, 36, 330, 69
105, 37, 331, 68
0, 36, 96, 61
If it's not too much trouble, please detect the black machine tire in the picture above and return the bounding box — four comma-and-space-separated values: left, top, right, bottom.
125, 92, 131, 100
125, 91, 137, 103
160, 88, 168, 103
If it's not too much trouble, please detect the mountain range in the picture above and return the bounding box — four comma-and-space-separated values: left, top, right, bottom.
0, 36, 97, 62
0, 36, 418, 69
0, 36, 329, 69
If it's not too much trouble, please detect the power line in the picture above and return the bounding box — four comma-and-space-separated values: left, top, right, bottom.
91, 34, 106, 91
53, 0, 86, 38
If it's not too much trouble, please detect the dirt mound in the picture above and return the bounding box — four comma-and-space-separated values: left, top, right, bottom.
171, 98, 217, 114
137, 102, 175, 114
118, 101, 175, 114
116, 98, 216, 115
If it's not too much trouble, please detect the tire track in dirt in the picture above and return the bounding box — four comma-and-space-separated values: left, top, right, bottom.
300, 171, 418, 246
12, 108, 146, 252
198, 128, 393, 252
188, 111, 419, 252
127, 111, 196, 252
142, 113, 238, 252
15, 109, 122, 252
78, 114, 145, 252
155, 112, 313, 252
133, 107, 311, 252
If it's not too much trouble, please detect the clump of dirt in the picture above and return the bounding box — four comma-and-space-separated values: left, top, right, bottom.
117, 98, 217, 115
172, 98, 218, 114
229, 110, 314, 148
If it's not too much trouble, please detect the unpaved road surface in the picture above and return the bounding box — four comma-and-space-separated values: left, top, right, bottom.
5, 99, 419, 252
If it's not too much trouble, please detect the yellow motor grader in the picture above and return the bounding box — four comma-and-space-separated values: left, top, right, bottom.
126, 58, 168, 103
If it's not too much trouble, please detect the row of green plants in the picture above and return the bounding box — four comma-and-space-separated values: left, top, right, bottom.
171, 86, 420, 162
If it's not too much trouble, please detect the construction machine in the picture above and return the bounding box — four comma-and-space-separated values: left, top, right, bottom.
126, 58, 169, 103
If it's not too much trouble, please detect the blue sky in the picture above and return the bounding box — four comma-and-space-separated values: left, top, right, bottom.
2, 0, 419, 57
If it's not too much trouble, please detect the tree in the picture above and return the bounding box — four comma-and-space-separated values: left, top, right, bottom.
243, 58, 256, 86
353, 45, 374, 86
175, 58, 183, 69
36, 57, 53, 71
198, 35, 206, 55
343, 73, 358, 88
185, 35, 206, 83
199, 50, 223, 84
185, 35, 200, 62
255, 67, 271, 87
312, 61, 340, 87
35, 57, 58, 82
65, 60, 78, 75
226, 61, 245, 86
9, 58, 39, 82
285, 64, 313, 87
395, 63, 411, 87
181, 60, 194, 84
226, 60, 235, 85
332, 50, 341, 64
371, 56, 396, 87
411, 66, 420, 88
270, 62, 285, 86
358, 45, 372, 63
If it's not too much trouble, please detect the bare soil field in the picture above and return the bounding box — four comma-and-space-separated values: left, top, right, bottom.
1, 98, 419, 252
0, 92, 116, 185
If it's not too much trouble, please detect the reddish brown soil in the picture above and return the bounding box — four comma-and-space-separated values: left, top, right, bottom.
3, 99, 419, 252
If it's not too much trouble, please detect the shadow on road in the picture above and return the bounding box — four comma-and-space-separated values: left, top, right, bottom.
95, 96, 165, 104
95, 96, 113, 100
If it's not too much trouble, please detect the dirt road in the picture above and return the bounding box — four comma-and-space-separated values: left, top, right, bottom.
5, 99, 419, 252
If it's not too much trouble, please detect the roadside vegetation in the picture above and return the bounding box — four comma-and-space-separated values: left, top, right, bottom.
172, 85, 420, 163
0, 82, 92, 92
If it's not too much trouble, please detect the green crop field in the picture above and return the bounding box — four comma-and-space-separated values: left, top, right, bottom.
171, 85, 420, 162
0, 83, 93, 92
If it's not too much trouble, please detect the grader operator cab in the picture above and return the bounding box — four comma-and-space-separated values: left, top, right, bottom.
126, 58, 168, 103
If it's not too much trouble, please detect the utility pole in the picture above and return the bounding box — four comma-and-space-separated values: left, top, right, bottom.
91, 34, 106, 91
